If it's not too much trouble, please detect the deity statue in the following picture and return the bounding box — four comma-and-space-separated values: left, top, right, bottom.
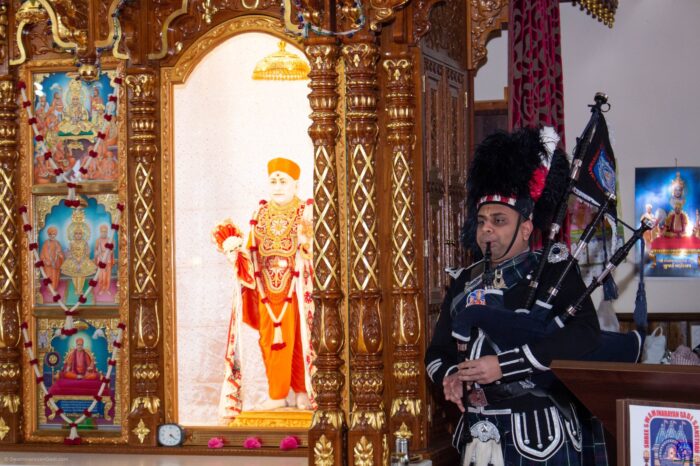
59, 337, 99, 380
214, 157, 315, 418
93, 224, 114, 296
662, 172, 690, 238
61, 209, 97, 295
40, 226, 64, 291
57, 80, 92, 135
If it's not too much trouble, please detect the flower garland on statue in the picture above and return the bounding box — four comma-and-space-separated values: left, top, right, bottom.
249, 200, 302, 351
16, 76, 126, 444
21, 321, 126, 445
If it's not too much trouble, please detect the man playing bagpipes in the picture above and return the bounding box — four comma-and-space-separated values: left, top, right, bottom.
426, 98, 651, 465
426, 126, 597, 465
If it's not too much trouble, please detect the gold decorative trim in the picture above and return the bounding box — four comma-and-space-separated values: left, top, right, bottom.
353, 436, 374, 466
390, 398, 421, 417
350, 410, 385, 430
94, 0, 129, 59
310, 409, 344, 429
314, 434, 334, 466
393, 421, 413, 439
228, 410, 312, 428
0, 417, 9, 440
132, 418, 150, 444
160, 15, 310, 425
10, 0, 80, 66
0, 394, 20, 414
148, 0, 190, 60
130, 396, 161, 415
467, 0, 509, 70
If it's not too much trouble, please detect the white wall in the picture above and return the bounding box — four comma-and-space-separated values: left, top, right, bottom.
475, 1, 700, 312
560, 1, 700, 313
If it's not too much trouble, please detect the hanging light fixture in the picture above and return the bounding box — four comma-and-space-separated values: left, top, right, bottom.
252, 41, 310, 81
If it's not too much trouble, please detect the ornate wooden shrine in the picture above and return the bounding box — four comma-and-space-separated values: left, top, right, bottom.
0, 0, 513, 464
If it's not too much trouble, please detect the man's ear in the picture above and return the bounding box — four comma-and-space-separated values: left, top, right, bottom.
520, 218, 534, 241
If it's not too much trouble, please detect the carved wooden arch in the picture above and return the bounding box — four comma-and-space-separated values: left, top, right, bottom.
160, 13, 315, 425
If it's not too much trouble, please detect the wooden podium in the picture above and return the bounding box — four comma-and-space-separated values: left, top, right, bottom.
551, 360, 700, 465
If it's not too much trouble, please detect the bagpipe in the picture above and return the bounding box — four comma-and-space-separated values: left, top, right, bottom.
453, 94, 649, 364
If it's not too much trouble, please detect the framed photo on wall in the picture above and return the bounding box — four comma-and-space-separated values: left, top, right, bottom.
618, 399, 700, 466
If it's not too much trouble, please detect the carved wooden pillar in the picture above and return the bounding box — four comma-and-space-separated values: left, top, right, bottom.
126, 68, 162, 446
306, 36, 346, 466
343, 33, 387, 465
383, 53, 423, 449
0, 75, 21, 444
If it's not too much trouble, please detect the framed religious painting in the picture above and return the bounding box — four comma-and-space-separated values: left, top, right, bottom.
30, 317, 127, 438
635, 167, 700, 278
18, 59, 128, 442
31, 194, 121, 307
160, 18, 331, 446
29, 67, 121, 186
618, 399, 700, 466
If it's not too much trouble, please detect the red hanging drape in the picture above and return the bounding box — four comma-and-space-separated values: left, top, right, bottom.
508, 0, 566, 146
509, 0, 569, 246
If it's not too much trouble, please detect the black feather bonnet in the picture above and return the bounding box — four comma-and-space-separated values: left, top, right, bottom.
461, 126, 570, 252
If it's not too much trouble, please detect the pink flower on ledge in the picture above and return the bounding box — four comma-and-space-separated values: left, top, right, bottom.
280, 435, 300, 450
243, 436, 262, 449
207, 437, 225, 449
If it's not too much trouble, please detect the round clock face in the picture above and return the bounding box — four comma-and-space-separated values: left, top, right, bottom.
157, 423, 184, 447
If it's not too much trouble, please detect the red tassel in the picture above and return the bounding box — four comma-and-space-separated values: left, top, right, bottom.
306, 199, 314, 205
18, 81, 26, 90
104, 114, 112, 122
78, 295, 87, 303
52, 294, 61, 302
83, 409, 92, 417
29, 242, 38, 251
117, 322, 126, 330
44, 151, 53, 160
29, 358, 38, 365
109, 95, 118, 102
108, 359, 116, 366
79, 167, 88, 175
113, 341, 122, 348
54, 168, 63, 176
28, 117, 37, 125
250, 219, 258, 226
24, 224, 33, 232
98, 261, 107, 269
105, 243, 114, 250
35, 376, 43, 384
111, 224, 119, 231
21, 322, 28, 329
22, 101, 31, 108
34, 260, 44, 267
65, 310, 78, 316
271, 343, 287, 351
89, 150, 98, 158
97, 132, 106, 140
18, 206, 28, 214
44, 394, 53, 403
94, 395, 102, 402
273, 322, 282, 328
116, 203, 125, 211
261, 297, 269, 304
89, 279, 98, 287
35, 135, 44, 142
24, 342, 32, 348
114, 77, 123, 85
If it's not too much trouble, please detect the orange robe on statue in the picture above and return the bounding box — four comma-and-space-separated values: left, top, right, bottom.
241, 197, 310, 400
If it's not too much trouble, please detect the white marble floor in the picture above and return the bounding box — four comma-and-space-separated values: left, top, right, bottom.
0, 452, 307, 466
